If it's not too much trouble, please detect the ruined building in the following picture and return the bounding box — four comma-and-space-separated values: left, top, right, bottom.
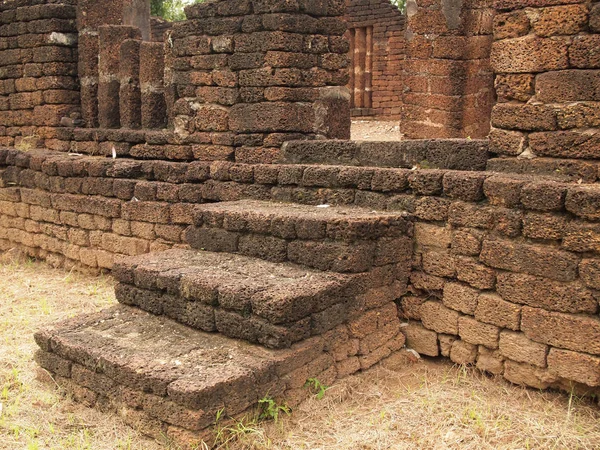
0, 0, 599, 446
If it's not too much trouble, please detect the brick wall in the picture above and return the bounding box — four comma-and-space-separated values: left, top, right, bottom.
345, 0, 406, 118
0, 0, 79, 149
489, 0, 600, 177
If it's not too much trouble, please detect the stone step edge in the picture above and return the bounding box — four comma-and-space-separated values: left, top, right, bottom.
191, 200, 413, 242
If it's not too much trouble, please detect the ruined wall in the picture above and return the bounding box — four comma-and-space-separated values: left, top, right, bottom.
401, 0, 495, 139
166, 0, 351, 165
345, 0, 406, 118
0, 0, 79, 149
45, 0, 351, 164
488, 0, 600, 178
400, 175, 600, 394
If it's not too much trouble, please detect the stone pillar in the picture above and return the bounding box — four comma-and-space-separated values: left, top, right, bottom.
402, 0, 494, 139
76, 0, 124, 128
98, 25, 141, 128
119, 39, 142, 129
488, 0, 600, 182
140, 42, 167, 129
77, 0, 151, 128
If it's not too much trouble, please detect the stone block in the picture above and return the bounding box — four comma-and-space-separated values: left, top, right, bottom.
458, 316, 500, 349
455, 256, 496, 290
522, 212, 566, 241
442, 282, 479, 315
579, 259, 600, 290
565, 186, 600, 220
414, 223, 451, 249
530, 4, 588, 37
420, 301, 459, 335
536, 70, 600, 103
491, 35, 569, 73
229, 102, 314, 133
520, 181, 566, 211
450, 340, 477, 365
521, 307, 600, 355
451, 228, 483, 256
503, 360, 557, 390
476, 346, 504, 375
475, 293, 520, 331
496, 272, 596, 314
480, 239, 579, 282
547, 349, 600, 387
499, 331, 548, 368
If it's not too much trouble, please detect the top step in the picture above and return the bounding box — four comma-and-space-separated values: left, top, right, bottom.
185, 200, 413, 273
279, 139, 489, 171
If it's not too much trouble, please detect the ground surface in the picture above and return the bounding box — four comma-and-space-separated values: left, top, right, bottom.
351, 120, 403, 141
1, 253, 600, 450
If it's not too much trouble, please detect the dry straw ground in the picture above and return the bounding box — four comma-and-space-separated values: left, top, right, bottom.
1, 251, 599, 450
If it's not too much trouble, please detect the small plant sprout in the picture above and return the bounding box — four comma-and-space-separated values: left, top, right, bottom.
258, 396, 290, 423
305, 378, 329, 400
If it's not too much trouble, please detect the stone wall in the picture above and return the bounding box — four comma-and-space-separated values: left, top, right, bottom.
345, 0, 406, 118
1, 0, 600, 401
0, 0, 79, 149
166, 0, 352, 165
489, 0, 600, 176
402, 0, 495, 139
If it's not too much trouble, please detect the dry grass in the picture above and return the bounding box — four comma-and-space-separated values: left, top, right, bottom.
0, 252, 167, 450
1, 252, 599, 450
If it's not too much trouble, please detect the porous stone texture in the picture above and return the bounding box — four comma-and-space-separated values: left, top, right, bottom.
489, 0, 600, 180
0, 0, 599, 442
401, 0, 495, 139
35, 305, 388, 447
113, 248, 356, 348
0, 0, 80, 147
280, 139, 490, 171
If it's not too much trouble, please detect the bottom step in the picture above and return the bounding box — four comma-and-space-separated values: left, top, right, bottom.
35, 305, 405, 446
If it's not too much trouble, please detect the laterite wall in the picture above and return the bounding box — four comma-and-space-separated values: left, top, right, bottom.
0, 0, 79, 149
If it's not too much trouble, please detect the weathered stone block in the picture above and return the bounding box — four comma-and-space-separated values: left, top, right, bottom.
491, 35, 569, 73
499, 331, 547, 368
402, 322, 439, 357
496, 272, 596, 314
458, 316, 499, 349
420, 301, 459, 335
503, 360, 557, 390
530, 4, 588, 37
450, 340, 477, 365
565, 186, 600, 220
442, 282, 479, 315
547, 349, 600, 387
476, 346, 504, 375
480, 239, 579, 282
475, 293, 520, 330
521, 307, 600, 355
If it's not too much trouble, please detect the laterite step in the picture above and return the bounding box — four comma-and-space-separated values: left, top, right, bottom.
185, 200, 413, 273
113, 248, 357, 348
279, 139, 489, 171
34, 305, 332, 444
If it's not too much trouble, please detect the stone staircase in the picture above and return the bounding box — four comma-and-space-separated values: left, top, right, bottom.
34, 197, 413, 446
